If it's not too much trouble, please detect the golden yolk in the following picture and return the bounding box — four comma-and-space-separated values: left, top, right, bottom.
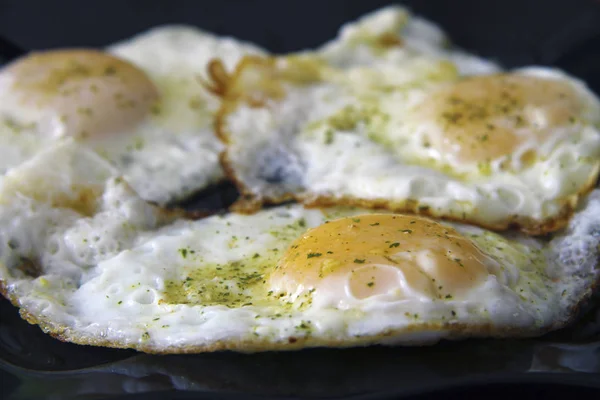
416, 74, 583, 163
1, 49, 159, 138
271, 214, 495, 301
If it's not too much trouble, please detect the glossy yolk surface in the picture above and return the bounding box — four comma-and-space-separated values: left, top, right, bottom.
1, 49, 158, 138
416, 74, 583, 164
271, 214, 496, 301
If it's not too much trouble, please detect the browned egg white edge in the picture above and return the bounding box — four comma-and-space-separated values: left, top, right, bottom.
0, 165, 598, 353
207, 55, 600, 236
1, 278, 597, 354
0, 32, 598, 353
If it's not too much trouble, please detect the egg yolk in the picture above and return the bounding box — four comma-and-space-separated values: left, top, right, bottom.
271, 214, 498, 302
416, 73, 583, 164
0, 49, 159, 138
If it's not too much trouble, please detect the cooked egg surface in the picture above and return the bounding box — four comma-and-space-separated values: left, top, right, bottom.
0, 50, 157, 180
0, 143, 598, 353
316, 6, 500, 76
105, 26, 267, 203
0, 26, 266, 204
215, 8, 600, 233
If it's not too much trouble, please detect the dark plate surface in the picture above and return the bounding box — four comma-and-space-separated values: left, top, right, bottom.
1, 1, 600, 399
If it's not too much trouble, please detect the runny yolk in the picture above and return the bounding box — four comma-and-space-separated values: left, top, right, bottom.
0, 49, 159, 138
270, 214, 497, 302
416, 73, 583, 164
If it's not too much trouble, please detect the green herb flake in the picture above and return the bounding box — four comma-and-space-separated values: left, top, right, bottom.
324, 129, 334, 144
354, 259, 366, 264
389, 242, 400, 248
307, 252, 322, 259
297, 321, 312, 330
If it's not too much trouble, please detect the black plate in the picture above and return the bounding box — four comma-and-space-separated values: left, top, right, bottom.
1, 1, 600, 399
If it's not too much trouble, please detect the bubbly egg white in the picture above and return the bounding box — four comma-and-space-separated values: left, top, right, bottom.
218, 7, 600, 232
0, 142, 597, 353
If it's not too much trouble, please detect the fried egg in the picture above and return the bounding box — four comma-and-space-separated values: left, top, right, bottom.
0, 26, 266, 204
0, 142, 597, 353
214, 7, 600, 234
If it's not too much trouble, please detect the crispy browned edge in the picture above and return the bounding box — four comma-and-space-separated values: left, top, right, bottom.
0, 47, 598, 353
1, 168, 598, 353
299, 176, 598, 236
2, 276, 597, 354
210, 55, 600, 235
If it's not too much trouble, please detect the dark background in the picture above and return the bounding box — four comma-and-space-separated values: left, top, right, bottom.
1, 1, 600, 399
2, 0, 600, 92
0, 0, 599, 68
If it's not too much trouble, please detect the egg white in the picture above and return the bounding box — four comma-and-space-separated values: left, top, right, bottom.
316, 6, 500, 75
0, 26, 266, 204
0, 142, 597, 353
103, 26, 267, 203
216, 7, 600, 233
